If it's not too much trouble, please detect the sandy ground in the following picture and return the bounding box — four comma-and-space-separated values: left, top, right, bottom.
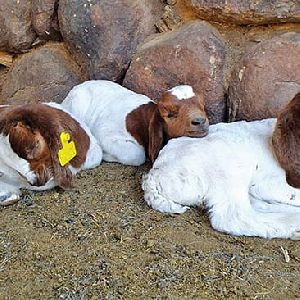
0, 162, 300, 299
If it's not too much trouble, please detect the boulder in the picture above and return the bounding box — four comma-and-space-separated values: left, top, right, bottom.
0, 0, 36, 53
185, 0, 300, 25
32, 0, 60, 39
1, 43, 85, 105
0, 66, 8, 97
123, 21, 226, 124
228, 32, 300, 121
58, 0, 163, 81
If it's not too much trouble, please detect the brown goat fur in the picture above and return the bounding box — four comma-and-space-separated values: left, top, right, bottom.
126, 90, 209, 162
0, 104, 90, 189
272, 92, 300, 188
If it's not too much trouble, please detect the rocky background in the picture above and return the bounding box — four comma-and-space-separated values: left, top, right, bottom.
1, 0, 300, 123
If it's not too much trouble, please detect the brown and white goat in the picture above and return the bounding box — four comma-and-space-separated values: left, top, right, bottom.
61, 80, 209, 165
272, 92, 300, 188
0, 103, 102, 205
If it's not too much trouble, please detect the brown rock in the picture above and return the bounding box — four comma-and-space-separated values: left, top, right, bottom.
185, 0, 300, 25
1, 43, 85, 105
32, 0, 60, 39
155, 5, 182, 33
123, 21, 226, 124
0, 52, 13, 68
0, 66, 8, 97
228, 32, 300, 121
58, 0, 163, 82
0, 1, 36, 53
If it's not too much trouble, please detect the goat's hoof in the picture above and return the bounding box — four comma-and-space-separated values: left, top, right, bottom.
291, 230, 300, 240
0, 193, 19, 206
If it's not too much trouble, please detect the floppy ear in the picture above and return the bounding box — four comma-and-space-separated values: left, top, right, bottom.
48, 135, 73, 190
286, 170, 300, 189
8, 121, 37, 159
148, 112, 164, 163
157, 92, 181, 120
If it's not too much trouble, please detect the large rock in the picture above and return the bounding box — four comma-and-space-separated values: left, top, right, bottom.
0, 0, 36, 53
0, 66, 8, 96
228, 32, 300, 121
59, 0, 163, 82
32, 0, 60, 39
1, 43, 85, 105
123, 21, 226, 123
185, 0, 300, 25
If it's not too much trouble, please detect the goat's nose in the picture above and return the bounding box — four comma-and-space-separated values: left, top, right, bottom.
191, 117, 207, 126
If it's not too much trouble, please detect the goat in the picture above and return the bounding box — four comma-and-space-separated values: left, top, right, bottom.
142, 118, 300, 239
0, 103, 102, 205
272, 92, 300, 188
61, 80, 209, 166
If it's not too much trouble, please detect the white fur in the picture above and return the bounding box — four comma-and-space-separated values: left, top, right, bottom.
169, 85, 195, 100
61, 80, 152, 166
0, 134, 37, 184
0, 103, 103, 205
142, 118, 300, 239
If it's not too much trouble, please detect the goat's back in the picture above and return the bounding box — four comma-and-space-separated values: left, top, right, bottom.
61, 80, 152, 133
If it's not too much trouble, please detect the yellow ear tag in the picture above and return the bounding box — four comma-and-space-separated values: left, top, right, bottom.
58, 132, 77, 167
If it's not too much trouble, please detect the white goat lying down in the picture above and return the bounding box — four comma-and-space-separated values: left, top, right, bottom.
0, 103, 102, 205
61, 80, 209, 166
142, 118, 300, 239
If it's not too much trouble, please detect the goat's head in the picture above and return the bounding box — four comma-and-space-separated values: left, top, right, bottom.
0, 104, 90, 189
146, 85, 208, 162
157, 85, 209, 139
8, 120, 53, 186
272, 92, 300, 188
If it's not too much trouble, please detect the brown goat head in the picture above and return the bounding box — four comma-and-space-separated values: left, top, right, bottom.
8, 121, 53, 186
157, 87, 209, 139
0, 104, 90, 189
272, 92, 300, 188
126, 85, 209, 163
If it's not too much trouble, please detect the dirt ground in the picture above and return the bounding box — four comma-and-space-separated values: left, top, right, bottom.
0, 162, 300, 299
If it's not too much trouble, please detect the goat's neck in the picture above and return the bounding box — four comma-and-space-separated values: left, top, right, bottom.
126, 102, 166, 155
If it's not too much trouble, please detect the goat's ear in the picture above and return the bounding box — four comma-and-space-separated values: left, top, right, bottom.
8, 121, 35, 159
157, 92, 179, 118
25, 131, 46, 160
148, 112, 164, 163
48, 134, 73, 190
286, 170, 300, 189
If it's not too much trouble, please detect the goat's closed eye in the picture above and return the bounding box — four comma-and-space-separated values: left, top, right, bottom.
167, 111, 177, 118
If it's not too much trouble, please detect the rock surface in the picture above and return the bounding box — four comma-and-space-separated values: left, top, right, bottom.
32, 0, 60, 39
228, 32, 300, 121
59, 0, 163, 82
185, 0, 300, 25
0, 0, 36, 53
1, 43, 85, 105
124, 21, 226, 124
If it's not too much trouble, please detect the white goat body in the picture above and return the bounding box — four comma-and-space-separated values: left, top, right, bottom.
142, 118, 300, 239
61, 80, 151, 166
61, 80, 208, 166
0, 103, 102, 205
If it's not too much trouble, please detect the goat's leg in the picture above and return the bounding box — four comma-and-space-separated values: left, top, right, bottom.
0, 191, 19, 206
249, 174, 300, 207
0, 135, 37, 184
101, 136, 146, 166
208, 187, 300, 240
0, 173, 21, 206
